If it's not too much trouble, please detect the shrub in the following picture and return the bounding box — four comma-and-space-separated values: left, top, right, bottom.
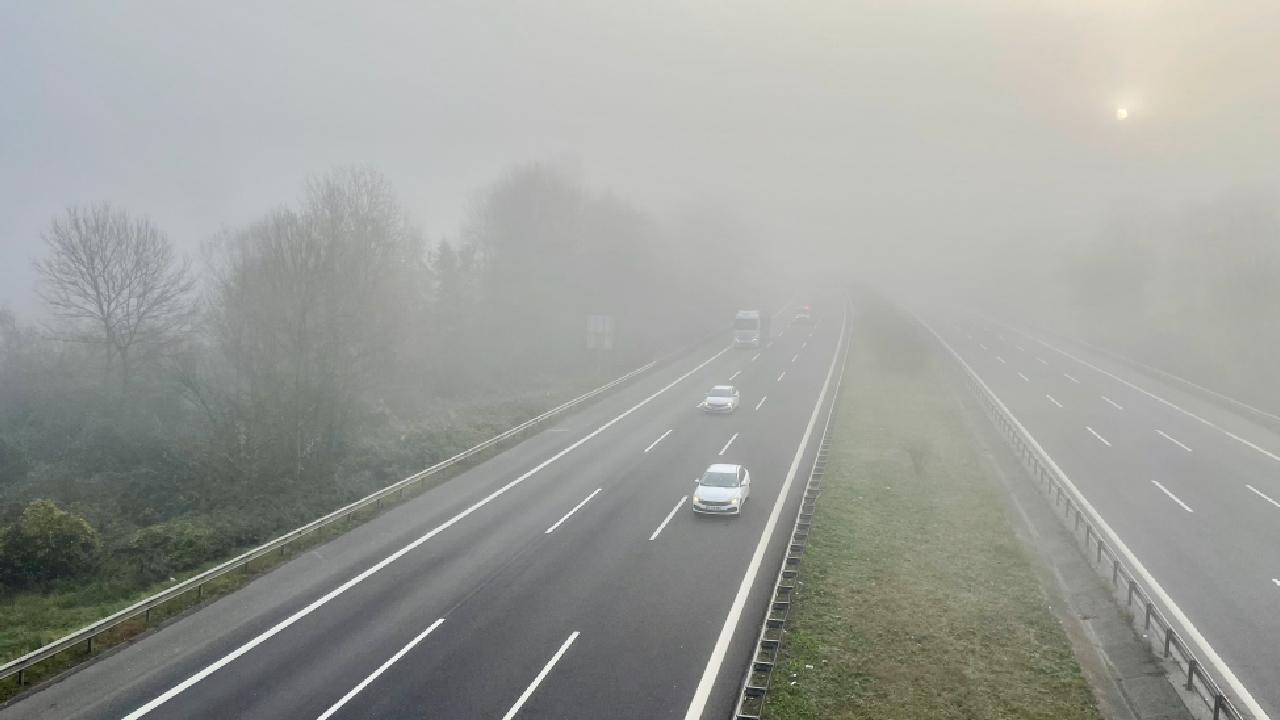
127, 519, 220, 580
0, 499, 101, 589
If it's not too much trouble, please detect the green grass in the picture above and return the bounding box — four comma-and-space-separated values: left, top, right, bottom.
0, 380, 596, 700
760, 302, 1101, 720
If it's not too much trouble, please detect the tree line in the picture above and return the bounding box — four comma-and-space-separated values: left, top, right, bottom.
0, 164, 774, 594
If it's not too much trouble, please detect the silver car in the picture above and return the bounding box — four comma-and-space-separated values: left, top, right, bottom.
692, 463, 751, 515
701, 385, 740, 413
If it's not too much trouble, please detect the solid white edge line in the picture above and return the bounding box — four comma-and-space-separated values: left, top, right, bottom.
649, 496, 688, 541
1152, 480, 1194, 512
1155, 429, 1193, 452
121, 346, 731, 720
718, 433, 739, 456
1046, 394, 1063, 408
315, 618, 445, 720
1102, 396, 1124, 411
500, 631, 580, 720
644, 429, 673, 453
544, 488, 602, 534
1085, 426, 1111, 447
920, 316, 1270, 720
1246, 484, 1280, 510
755, 396, 768, 412
683, 308, 845, 720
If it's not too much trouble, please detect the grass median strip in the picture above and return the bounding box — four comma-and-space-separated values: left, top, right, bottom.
762, 303, 1100, 720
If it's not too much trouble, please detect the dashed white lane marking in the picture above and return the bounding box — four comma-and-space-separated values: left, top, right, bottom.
1102, 396, 1124, 411
751, 353, 761, 362
1036, 357, 1048, 365
1152, 480, 1194, 512
649, 496, 687, 541
979, 343, 989, 350
544, 488, 602, 534
1086, 426, 1111, 447
923, 316, 1271, 720
1155, 429, 1193, 452
119, 346, 731, 720
684, 311, 846, 720
718, 432, 740, 456
755, 396, 768, 411
644, 429, 673, 453
1034, 335, 1280, 466
1245, 484, 1280, 510
802, 341, 808, 349
1017, 372, 1030, 382
1015, 344, 1025, 352
776, 371, 787, 382
995, 356, 1007, 364
1272, 578, 1280, 589
792, 353, 800, 363
500, 632, 580, 720
1046, 394, 1063, 408
1064, 372, 1081, 384
316, 619, 446, 720
728, 370, 741, 381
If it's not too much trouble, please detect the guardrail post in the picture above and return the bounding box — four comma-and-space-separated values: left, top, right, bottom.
1127, 579, 1137, 607
1186, 659, 1198, 690
145, 607, 151, 624
1096, 538, 1103, 564
1112, 559, 1120, 587
198, 583, 204, 600
1163, 626, 1173, 658
1144, 601, 1154, 630
16, 669, 23, 687
85, 636, 93, 655
1214, 693, 1225, 720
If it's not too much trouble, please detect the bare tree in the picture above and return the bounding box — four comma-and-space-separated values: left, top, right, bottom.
35, 204, 194, 387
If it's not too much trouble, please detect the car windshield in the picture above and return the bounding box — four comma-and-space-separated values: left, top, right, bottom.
700, 471, 739, 487
733, 318, 758, 330
708, 388, 734, 398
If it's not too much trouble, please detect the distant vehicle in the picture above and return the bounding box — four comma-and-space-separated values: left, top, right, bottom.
733, 309, 770, 347
692, 463, 751, 515
702, 385, 740, 413
792, 304, 814, 325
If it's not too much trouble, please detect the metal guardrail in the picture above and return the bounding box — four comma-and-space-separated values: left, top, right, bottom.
0, 356, 666, 693
923, 319, 1249, 720
732, 318, 849, 720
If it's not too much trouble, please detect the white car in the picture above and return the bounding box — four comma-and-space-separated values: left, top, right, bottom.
692, 464, 751, 515
702, 385, 740, 413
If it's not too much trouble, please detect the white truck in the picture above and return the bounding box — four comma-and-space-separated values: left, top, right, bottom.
733, 309, 769, 348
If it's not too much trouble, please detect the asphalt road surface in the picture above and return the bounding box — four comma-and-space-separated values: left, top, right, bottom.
3, 300, 845, 720
925, 310, 1279, 720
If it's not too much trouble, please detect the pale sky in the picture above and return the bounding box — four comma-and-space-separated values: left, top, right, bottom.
3, 1, 1278, 315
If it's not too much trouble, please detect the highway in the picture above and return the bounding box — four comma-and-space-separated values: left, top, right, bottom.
925, 310, 1280, 720
2, 299, 845, 720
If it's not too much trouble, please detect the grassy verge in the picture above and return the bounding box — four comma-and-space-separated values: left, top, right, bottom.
761, 301, 1100, 720
0, 381, 597, 700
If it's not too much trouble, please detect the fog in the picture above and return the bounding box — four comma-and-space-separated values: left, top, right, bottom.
1, 0, 1279, 608
5, 2, 1277, 309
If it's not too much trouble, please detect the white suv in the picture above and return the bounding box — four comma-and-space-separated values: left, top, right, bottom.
702, 385, 740, 413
